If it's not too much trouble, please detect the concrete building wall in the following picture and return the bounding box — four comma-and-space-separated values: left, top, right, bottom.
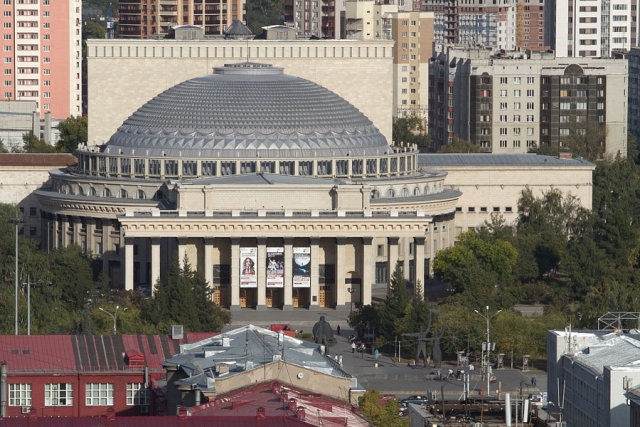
86, 39, 394, 146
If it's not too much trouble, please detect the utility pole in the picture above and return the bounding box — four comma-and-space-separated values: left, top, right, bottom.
475, 305, 502, 396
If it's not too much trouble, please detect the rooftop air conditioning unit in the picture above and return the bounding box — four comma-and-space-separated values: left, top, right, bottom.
172, 325, 184, 340
21, 407, 30, 414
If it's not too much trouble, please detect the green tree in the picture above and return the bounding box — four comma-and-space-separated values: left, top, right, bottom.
56, 115, 88, 153
358, 388, 408, 427
379, 261, 412, 339
21, 132, 56, 153
560, 116, 608, 162
392, 116, 432, 147
245, 0, 283, 36
438, 136, 481, 153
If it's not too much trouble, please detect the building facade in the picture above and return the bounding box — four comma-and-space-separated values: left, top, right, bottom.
282, 0, 343, 38
418, 153, 595, 232
629, 47, 640, 142
37, 62, 459, 310
85, 39, 394, 150
545, 0, 637, 58
0, 100, 61, 149
428, 46, 628, 157
548, 330, 640, 427
0, 0, 82, 119
119, 0, 247, 39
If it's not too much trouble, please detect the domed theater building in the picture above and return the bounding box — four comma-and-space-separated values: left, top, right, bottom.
35, 62, 460, 311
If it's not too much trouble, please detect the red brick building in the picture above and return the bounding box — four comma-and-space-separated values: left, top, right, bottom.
0, 333, 215, 418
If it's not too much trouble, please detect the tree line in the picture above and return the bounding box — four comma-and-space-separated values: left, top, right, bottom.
0, 203, 229, 335
350, 143, 640, 362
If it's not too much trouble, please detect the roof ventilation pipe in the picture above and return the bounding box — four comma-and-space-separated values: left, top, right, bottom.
222, 335, 230, 347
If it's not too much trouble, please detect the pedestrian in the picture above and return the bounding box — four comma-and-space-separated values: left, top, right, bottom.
374, 348, 379, 360
351, 342, 356, 353
426, 356, 431, 368
334, 354, 339, 362
533, 376, 537, 387
531, 376, 534, 386
338, 354, 343, 366
437, 370, 442, 380
337, 325, 341, 335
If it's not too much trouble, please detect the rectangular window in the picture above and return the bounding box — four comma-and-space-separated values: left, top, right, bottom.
513, 140, 521, 148
527, 77, 534, 84
526, 115, 534, 122
514, 115, 521, 122
514, 102, 521, 110
500, 102, 507, 110
499, 140, 507, 147
500, 77, 508, 84
500, 115, 507, 122
514, 90, 521, 97
45, 384, 73, 406
526, 102, 534, 110
500, 90, 507, 97
513, 128, 521, 135
526, 90, 534, 97
9, 384, 32, 406
527, 127, 534, 135
500, 128, 507, 135
576, 102, 587, 110
86, 383, 114, 406
513, 77, 521, 84
126, 383, 149, 406
560, 102, 571, 110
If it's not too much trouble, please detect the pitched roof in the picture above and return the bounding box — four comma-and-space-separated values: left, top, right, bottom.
0, 153, 77, 167
224, 20, 253, 36
0, 333, 218, 374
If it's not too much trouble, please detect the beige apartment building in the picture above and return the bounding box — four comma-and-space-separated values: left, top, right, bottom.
119, 0, 246, 39
429, 46, 628, 157
344, 2, 433, 124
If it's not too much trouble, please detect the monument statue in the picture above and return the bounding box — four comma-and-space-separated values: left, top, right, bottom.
402, 309, 446, 368
312, 316, 337, 353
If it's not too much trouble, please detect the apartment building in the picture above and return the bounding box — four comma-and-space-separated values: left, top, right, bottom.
428, 45, 627, 157
425, 0, 546, 51
546, 0, 637, 57
282, 0, 343, 38
629, 47, 640, 141
0, 0, 82, 120
119, 0, 246, 39
344, 1, 433, 123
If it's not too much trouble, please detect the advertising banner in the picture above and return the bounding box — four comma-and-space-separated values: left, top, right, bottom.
292, 247, 311, 288
266, 247, 284, 288
240, 247, 258, 288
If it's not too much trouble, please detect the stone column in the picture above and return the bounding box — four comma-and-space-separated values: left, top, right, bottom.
138, 238, 147, 285
387, 237, 399, 286
230, 237, 241, 311
124, 237, 135, 291
362, 237, 374, 306
256, 237, 267, 310
309, 236, 320, 310
177, 237, 188, 268
414, 237, 426, 298
71, 216, 81, 247
102, 219, 111, 275
58, 215, 68, 247
283, 237, 293, 310
335, 237, 346, 308
86, 218, 95, 255
403, 236, 411, 281
204, 237, 214, 297
151, 237, 161, 296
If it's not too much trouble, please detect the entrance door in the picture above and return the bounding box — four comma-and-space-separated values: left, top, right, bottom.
293, 288, 309, 308
241, 289, 257, 308
214, 284, 229, 309
319, 285, 332, 308
266, 289, 282, 308
240, 289, 249, 308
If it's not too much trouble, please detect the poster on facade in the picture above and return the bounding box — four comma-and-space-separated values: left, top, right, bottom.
240, 247, 258, 288
292, 247, 311, 288
266, 247, 284, 288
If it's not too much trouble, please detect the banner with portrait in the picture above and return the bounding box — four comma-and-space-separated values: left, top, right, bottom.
240, 247, 258, 288
266, 247, 284, 288
292, 247, 311, 288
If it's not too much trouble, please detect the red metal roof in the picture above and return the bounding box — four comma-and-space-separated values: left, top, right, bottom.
0, 153, 77, 167
0, 333, 218, 374
0, 416, 309, 427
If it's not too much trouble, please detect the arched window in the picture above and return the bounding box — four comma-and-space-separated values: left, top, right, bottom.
401, 188, 409, 197
386, 189, 395, 198
102, 188, 111, 198
136, 189, 146, 199
413, 187, 420, 196
77, 186, 85, 196
118, 189, 128, 199
370, 189, 380, 199
424, 185, 430, 195
89, 187, 96, 197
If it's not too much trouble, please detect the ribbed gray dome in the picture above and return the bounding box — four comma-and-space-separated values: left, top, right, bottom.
105, 62, 389, 159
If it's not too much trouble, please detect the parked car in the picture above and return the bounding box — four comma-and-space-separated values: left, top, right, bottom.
400, 395, 428, 405
382, 394, 397, 401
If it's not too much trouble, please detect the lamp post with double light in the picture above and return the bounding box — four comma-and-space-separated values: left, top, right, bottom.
99, 306, 125, 335
474, 305, 502, 396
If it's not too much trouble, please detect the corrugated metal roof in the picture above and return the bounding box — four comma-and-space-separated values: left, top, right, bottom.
0, 333, 218, 373
0, 416, 310, 427
418, 153, 595, 167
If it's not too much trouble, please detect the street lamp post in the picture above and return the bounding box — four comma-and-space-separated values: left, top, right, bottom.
9, 217, 22, 335
99, 306, 121, 335
347, 287, 356, 312
474, 305, 502, 396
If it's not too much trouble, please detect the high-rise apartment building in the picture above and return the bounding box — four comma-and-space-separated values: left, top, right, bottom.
545, 0, 637, 57
119, 0, 246, 39
344, 1, 433, 123
1, 0, 82, 119
429, 45, 627, 157
283, 0, 343, 38
425, 0, 547, 51
628, 47, 640, 142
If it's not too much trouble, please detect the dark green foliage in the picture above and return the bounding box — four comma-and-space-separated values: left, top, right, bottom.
438, 136, 481, 153
56, 116, 88, 153
245, 0, 284, 36
21, 133, 56, 153
392, 117, 432, 146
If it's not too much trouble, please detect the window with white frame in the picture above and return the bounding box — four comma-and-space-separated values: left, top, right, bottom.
527, 77, 535, 84
514, 102, 521, 110
45, 383, 73, 406
500, 77, 508, 84
526, 102, 534, 110
9, 384, 32, 406
500, 90, 507, 97
499, 140, 507, 147
86, 383, 114, 406
500, 102, 507, 109
526, 115, 534, 122
126, 383, 149, 406
513, 140, 521, 147
527, 127, 534, 135
513, 77, 521, 84
513, 128, 521, 135
514, 90, 521, 97
526, 89, 535, 97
